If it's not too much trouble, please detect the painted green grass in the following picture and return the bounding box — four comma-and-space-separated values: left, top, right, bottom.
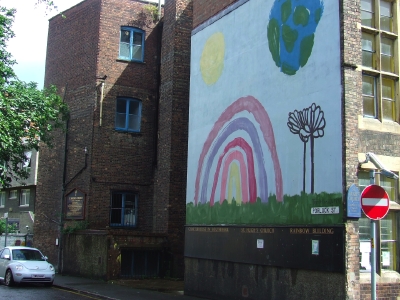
186, 192, 343, 225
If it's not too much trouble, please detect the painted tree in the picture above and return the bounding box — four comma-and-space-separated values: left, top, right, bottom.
0, 6, 68, 187
287, 108, 309, 193
288, 103, 325, 193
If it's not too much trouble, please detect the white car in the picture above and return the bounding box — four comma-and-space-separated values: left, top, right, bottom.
0, 246, 55, 287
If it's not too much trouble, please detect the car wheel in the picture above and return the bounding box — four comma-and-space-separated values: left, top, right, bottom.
44, 281, 53, 287
4, 269, 14, 287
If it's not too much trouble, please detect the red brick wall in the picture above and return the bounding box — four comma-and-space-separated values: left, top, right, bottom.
44, 0, 101, 89
36, 0, 102, 268
193, 0, 238, 28
37, 0, 192, 279
36, 0, 163, 272
360, 282, 400, 300
154, 0, 192, 277
342, 0, 362, 298
88, 0, 160, 232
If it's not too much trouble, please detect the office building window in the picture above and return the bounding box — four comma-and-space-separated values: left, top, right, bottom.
115, 97, 142, 132
363, 75, 377, 117
361, 0, 398, 122
362, 32, 376, 69
119, 27, 145, 62
362, 0, 375, 27
110, 191, 137, 227
20, 189, 29, 206
9, 190, 17, 200
0, 191, 5, 207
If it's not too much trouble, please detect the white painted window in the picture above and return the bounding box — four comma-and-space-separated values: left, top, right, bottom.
20, 189, 30, 206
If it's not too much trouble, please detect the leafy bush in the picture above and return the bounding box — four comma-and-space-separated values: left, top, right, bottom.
62, 221, 89, 234
0, 219, 18, 235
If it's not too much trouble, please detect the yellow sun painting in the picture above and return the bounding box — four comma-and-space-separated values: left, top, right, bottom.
200, 32, 225, 85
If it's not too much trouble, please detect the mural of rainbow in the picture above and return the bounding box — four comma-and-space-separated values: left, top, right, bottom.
194, 96, 283, 206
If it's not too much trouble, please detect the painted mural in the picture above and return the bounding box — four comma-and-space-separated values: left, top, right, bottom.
187, 0, 342, 225
287, 103, 326, 194
268, 0, 324, 75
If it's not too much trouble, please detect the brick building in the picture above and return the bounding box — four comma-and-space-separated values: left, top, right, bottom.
0, 149, 37, 235
34, 0, 191, 280
34, 0, 400, 297
184, 0, 400, 299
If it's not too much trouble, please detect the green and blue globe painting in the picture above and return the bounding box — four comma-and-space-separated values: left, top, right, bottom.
267, 0, 324, 75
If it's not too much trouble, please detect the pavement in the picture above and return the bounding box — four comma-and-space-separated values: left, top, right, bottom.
53, 274, 205, 300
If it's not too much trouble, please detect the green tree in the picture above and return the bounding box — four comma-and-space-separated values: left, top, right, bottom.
0, 218, 18, 235
0, 6, 68, 187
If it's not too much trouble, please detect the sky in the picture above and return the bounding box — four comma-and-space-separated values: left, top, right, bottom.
1, 0, 83, 88
1, 0, 163, 89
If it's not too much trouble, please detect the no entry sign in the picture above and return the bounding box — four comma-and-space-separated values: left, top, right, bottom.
360, 184, 390, 220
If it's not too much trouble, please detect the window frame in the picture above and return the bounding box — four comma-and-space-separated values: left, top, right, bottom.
380, 0, 394, 32
110, 191, 138, 228
361, 0, 399, 123
9, 190, 17, 200
20, 189, 30, 207
115, 97, 142, 133
119, 26, 145, 62
362, 0, 376, 28
0, 191, 5, 207
363, 74, 378, 118
362, 32, 377, 69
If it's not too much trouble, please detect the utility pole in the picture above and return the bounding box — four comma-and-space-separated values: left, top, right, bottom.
4, 212, 8, 247
369, 170, 376, 300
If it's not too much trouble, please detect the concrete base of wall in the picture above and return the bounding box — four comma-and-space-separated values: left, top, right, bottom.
63, 231, 108, 280
62, 231, 179, 280
184, 258, 346, 300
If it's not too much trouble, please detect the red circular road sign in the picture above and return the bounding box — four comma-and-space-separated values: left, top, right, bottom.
361, 184, 390, 220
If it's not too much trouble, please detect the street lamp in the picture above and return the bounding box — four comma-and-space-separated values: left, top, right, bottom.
360, 152, 398, 300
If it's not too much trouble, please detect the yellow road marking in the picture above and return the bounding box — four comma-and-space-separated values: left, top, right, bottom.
53, 287, 104, 299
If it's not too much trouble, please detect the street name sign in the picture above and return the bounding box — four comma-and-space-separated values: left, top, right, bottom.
360, 184, 390, 220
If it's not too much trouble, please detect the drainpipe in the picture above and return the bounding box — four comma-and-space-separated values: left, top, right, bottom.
158, 0, 161, 20
99, 81, 105, 126
97, 75, 107, 127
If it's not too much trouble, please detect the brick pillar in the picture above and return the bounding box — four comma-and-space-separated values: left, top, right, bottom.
341, 0, 362, 299
154, 0, 193, 278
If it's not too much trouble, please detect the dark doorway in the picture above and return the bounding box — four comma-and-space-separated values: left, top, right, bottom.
120, 249, 161, 278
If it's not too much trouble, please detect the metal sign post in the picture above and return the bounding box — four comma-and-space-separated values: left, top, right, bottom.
359, 153, 399, 300
371, 219, 376, 300
4, 213, 8, 247
361, 170, 390, 300
370, 170, 376, 300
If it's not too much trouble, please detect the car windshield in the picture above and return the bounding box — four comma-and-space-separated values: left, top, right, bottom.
12, 249, 45, 261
